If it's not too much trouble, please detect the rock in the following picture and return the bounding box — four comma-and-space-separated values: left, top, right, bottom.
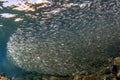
113, 57, 120, 66
73, 75, 98, 80
73, 75, 82, 80
7, 0, 120, 76
42, 76, 59, 80
42, 76, 71, 80
102, 74, 117, 80
113, 57, 120, 78
99, 67, 112, 75
82, 77, 97, 80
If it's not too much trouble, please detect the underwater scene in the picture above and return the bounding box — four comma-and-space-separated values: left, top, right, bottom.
0, 0, 120, 80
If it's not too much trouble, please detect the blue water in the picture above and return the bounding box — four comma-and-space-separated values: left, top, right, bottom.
0, 9, 27, 77
0, 24, 26, 77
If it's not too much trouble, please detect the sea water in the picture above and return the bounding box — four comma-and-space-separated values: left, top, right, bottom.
0, 0, 120, 77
